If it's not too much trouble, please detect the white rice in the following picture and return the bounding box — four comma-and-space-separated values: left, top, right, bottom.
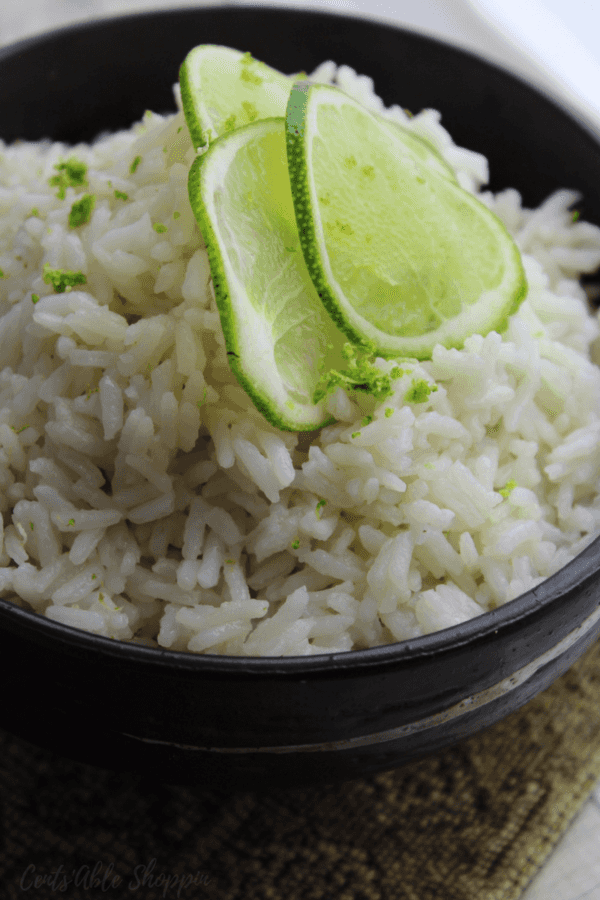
1, 62, 600, 655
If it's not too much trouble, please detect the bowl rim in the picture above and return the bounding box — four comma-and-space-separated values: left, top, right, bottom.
1, 3, 600, 674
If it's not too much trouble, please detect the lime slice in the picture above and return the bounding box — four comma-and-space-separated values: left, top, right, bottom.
188, 117, 348, 431
180, 45, 294, 148
383, 120, 458, 183
286, 81, 527, 359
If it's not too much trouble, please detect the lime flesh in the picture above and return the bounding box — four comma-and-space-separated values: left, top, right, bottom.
286, 81, 527, 359
180, 45, 294, 148
188, 117, 348, 431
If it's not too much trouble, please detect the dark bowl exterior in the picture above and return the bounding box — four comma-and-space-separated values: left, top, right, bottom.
1, 6, 600, 787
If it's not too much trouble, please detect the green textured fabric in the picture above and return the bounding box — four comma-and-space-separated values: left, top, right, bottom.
2, 641, 600, 900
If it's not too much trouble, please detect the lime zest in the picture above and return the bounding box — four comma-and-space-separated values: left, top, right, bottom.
49, 157, 87, 199
43, 264, 86, 294
114, 190, 128, 201
499, 479, 518, 498
224, 114, 237, 133
404, 379, 438, 404
313, 342, 405, 404
130, 155, 142, 174
68, 194, 95, 228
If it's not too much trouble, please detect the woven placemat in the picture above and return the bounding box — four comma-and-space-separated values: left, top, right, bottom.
2, 641, 600, 900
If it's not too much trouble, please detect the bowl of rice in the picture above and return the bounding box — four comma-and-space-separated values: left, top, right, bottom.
1, 6, 600, 787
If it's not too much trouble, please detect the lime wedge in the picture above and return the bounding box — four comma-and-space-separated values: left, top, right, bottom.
180, 45, 294, 148
286, 82, 527, 359
188, 117, 348, 431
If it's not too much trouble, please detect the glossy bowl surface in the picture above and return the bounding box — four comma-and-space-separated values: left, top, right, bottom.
1, 5, 600, 787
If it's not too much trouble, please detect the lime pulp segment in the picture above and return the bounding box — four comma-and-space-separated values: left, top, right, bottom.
285, 81, 527, 359
187, 117, 349, 431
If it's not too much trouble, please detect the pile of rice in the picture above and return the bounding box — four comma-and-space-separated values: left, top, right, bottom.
1, 62, 600, 656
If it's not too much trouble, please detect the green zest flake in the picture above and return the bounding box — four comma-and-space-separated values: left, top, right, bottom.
313, 342, 405, 404
240, 52, 263, 85
240, 69, 262, 86
225, 558, 235, 565
351, 432, 361, 439
223, 114, 237, 132
241, 101, 258, 122
49, 157, 88, 199
385, 407, 394, 418
572, 210, 581, 222
68, 194, 95, 228
29, 522, 34, 531
361, 415, 373, 426
130, 155, 142, 174
114, 190, 128, 201
404, 378, 438, 404
68, 518, 75, 526
30, 208, 39, 217
0, 269, 4, 278
173, 211, 181, 219
291, 538, 300, 550
499, 479, 518, 498
31, 294, 39, 304
153, 222, 168, 233
43, 264, 86, 294
316, 499, 327, 519
10, 424, 29, 434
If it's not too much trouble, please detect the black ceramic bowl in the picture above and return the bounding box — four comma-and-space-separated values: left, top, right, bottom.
1, 6, 600, 789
